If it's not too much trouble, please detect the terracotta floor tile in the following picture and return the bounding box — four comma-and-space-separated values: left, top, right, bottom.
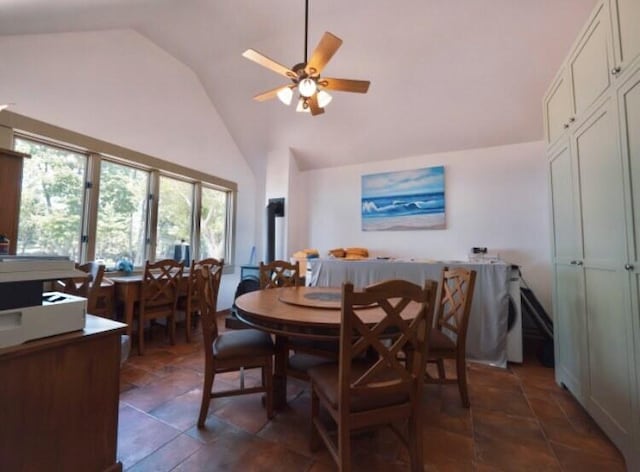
116, 318, 627, 471
120, 368, 203, 412
469, 383, 534, 418
473, 409, 559, 470
551, 441, 627, 471
117, 405, 181, 469
422, 425, 475, 470
126, 433, 202, 472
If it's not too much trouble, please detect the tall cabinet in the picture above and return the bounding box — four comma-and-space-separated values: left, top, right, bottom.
545, 1, 640, 469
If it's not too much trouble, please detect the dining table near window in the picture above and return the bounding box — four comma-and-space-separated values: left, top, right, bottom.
234, 285, 426, 410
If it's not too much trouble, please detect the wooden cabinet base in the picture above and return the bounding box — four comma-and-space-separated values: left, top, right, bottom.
0, 315, 126, 471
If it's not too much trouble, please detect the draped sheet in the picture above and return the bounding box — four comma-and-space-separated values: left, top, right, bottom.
308, 259, 511, 367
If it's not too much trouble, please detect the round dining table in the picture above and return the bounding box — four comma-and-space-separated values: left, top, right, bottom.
234, 285, 422, 409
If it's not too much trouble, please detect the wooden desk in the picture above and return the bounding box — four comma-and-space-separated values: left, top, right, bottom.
235, 286, 421, 409
0, 315, 126, 472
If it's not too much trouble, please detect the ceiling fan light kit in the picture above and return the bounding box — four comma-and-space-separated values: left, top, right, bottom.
242, 0, 370, 116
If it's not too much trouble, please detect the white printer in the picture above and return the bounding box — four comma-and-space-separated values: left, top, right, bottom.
0, 256, 87, 349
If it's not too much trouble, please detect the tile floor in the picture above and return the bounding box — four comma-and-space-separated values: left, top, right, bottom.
118, 318, 626, 471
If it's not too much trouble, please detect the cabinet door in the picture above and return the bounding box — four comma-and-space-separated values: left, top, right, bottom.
611, 0, 640, 72
574, 98, 635, 454
618, 63, 640, 471
545, 70, 573, 146
549, 141, 587, 398
569, 2, 613, 117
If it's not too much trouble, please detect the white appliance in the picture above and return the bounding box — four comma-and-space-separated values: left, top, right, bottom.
0, 292, 86, 348
0, 256, 88, 349
506, 265, 523, 363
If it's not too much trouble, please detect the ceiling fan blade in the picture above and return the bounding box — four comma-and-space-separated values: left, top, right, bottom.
308, 95, 325, 116
306, 32, 342, 76
242, 49, 297, 79
253, 85, 292, 102
321, 78, 370, 93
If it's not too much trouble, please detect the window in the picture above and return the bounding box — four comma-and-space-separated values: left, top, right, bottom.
95, 160, 150, 268
9, 120, 237, 270
200, 185, 229, 260
156, 175, 194, 260
14, 137, 87, 260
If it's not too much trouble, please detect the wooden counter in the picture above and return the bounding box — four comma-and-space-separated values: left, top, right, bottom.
0, 315, 126, 471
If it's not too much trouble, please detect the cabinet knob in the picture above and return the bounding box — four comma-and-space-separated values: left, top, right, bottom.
576, 261, 584, 266
563, 123, 570, 129
569, 117, 575, 123
611, 66, 622, 75
570, 260, 577, 265
625, 264, 634, 271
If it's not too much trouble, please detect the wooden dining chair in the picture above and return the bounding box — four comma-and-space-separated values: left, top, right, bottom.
137, 259, 184, 355
308, 279, 438, 472
180, 258, 224, 342
426, 267, 477, 407
197, 264, 274, 427
59, 261, 114, 318
259, 260, 337, 379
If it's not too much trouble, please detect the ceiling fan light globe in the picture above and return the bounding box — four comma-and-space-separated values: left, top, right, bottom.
317, 90, 332, 108
277, 87, 293, 105
298, 78, 317, 98
296, 97, 310, 113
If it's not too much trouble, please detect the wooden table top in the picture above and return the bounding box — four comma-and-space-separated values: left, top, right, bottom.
234, 286, 421, 339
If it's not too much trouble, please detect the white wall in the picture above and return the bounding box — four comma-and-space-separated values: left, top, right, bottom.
298, 141, 553, 313
0, 29, 257, 309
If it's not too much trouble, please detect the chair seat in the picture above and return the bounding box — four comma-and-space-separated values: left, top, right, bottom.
308, 359, 409, 412
288, 352, 334, 374
213, 329, 274, 360
429, 329, 456, 353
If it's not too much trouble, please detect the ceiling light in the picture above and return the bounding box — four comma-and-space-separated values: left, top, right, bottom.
277, 87, 293, 106
296, 97, 310, 113
298, 78, 317, 98
317, 90, 332, 108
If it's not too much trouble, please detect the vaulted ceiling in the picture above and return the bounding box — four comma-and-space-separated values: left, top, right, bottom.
0, 0, 596, 173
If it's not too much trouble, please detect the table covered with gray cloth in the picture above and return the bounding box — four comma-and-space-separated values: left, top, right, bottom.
307, 258, 511, 367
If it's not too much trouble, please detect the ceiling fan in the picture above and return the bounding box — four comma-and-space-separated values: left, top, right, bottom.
242, 0, 370, 116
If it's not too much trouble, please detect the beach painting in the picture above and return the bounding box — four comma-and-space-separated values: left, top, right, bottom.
361, 166, 445, 231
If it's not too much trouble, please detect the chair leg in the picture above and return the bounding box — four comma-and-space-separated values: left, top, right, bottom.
185, 300, 192, 343
456, 355, 470, 408
137, 316, 145, 356
168, 315, 175, 345
408, 413, 423, 472
436, 358, 446, 379
264, 357, 274, 419
310, 387, 321, 452
197, 364, 214, 428
338, 422, 350, 472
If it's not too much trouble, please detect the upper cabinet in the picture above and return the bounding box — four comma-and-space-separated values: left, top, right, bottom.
569, 2, 613, 118
611, 0, 640, 73
544, 0, 639, 148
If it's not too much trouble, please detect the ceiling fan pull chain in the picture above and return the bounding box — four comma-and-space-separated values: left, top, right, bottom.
304, 0, 309, 64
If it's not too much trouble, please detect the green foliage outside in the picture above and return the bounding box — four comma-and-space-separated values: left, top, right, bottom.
15, 138, 229, 267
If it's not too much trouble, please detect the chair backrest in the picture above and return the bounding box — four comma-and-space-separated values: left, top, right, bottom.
259, 260, 301, 289
60, 262, 106, 313
197, 263, 224, 350
434, 267, 477, 351
339, 279, 437, 413
188, 258, 224, 304
141, 259, 184, 314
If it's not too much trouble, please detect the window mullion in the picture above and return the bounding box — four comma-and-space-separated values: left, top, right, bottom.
81, 152, 101, 263
147, 170, 160, 263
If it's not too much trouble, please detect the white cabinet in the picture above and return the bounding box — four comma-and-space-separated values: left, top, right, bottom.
544, 71, 573, 147
610, 0, 640, 74
569, 2, 613, 117
546, 1, 640, 469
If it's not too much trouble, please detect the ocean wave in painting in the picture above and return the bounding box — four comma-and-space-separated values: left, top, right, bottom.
362, 192, 444, 219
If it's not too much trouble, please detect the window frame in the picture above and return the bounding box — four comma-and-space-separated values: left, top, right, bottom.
4, 113, 237, 273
